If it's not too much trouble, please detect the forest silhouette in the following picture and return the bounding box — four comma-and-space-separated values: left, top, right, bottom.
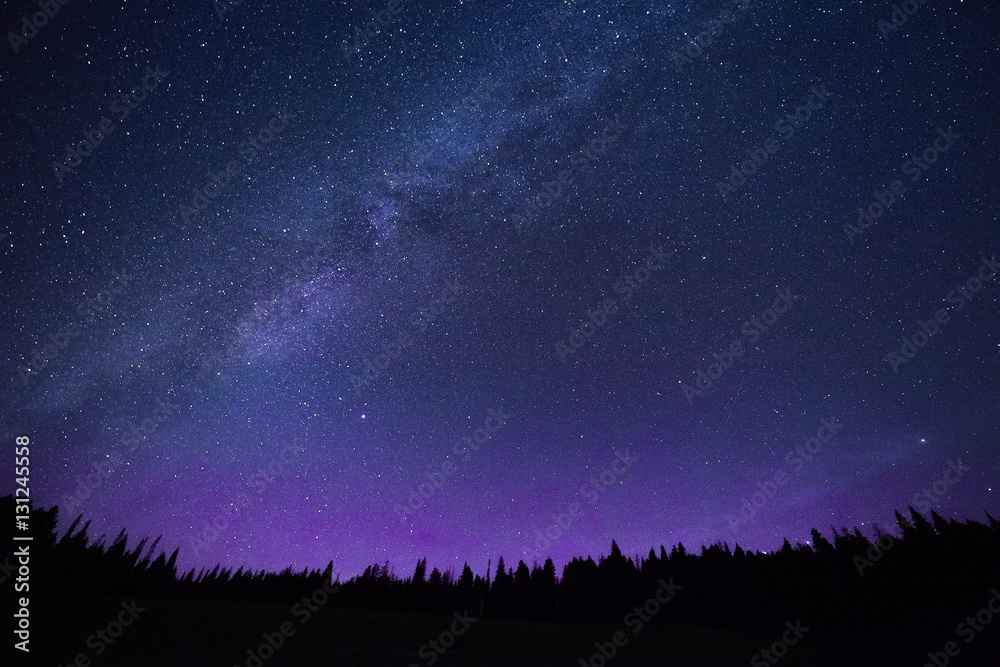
6, 495, 999, 626
6, 496, 1000, 665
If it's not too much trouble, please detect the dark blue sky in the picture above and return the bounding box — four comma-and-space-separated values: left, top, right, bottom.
2, 0, 998, 580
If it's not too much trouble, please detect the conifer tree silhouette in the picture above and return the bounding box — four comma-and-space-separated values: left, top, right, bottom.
6, 494, 1000, 643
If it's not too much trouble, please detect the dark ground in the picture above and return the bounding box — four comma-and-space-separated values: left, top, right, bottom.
22, 593, 1000, 666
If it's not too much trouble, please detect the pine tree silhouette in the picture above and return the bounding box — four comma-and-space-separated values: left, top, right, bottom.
6, 494, 1000, 645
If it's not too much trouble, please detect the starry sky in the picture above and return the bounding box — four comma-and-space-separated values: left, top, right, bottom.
2, 0, 998, 580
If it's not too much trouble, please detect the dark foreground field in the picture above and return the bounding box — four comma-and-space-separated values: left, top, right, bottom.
29, 593, 1000, 667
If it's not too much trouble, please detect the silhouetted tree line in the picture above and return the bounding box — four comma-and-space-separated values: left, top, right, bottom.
5, 496, 998, 633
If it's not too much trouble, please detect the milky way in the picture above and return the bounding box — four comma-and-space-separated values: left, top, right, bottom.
2, 0, 998, 580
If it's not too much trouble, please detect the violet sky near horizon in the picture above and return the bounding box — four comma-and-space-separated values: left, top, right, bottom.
2, 0, 999, 581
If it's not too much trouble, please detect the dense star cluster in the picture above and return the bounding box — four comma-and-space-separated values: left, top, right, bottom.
1, 0, 998, 581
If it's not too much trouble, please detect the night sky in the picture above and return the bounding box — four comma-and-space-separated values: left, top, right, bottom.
2, 0, 998, 581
